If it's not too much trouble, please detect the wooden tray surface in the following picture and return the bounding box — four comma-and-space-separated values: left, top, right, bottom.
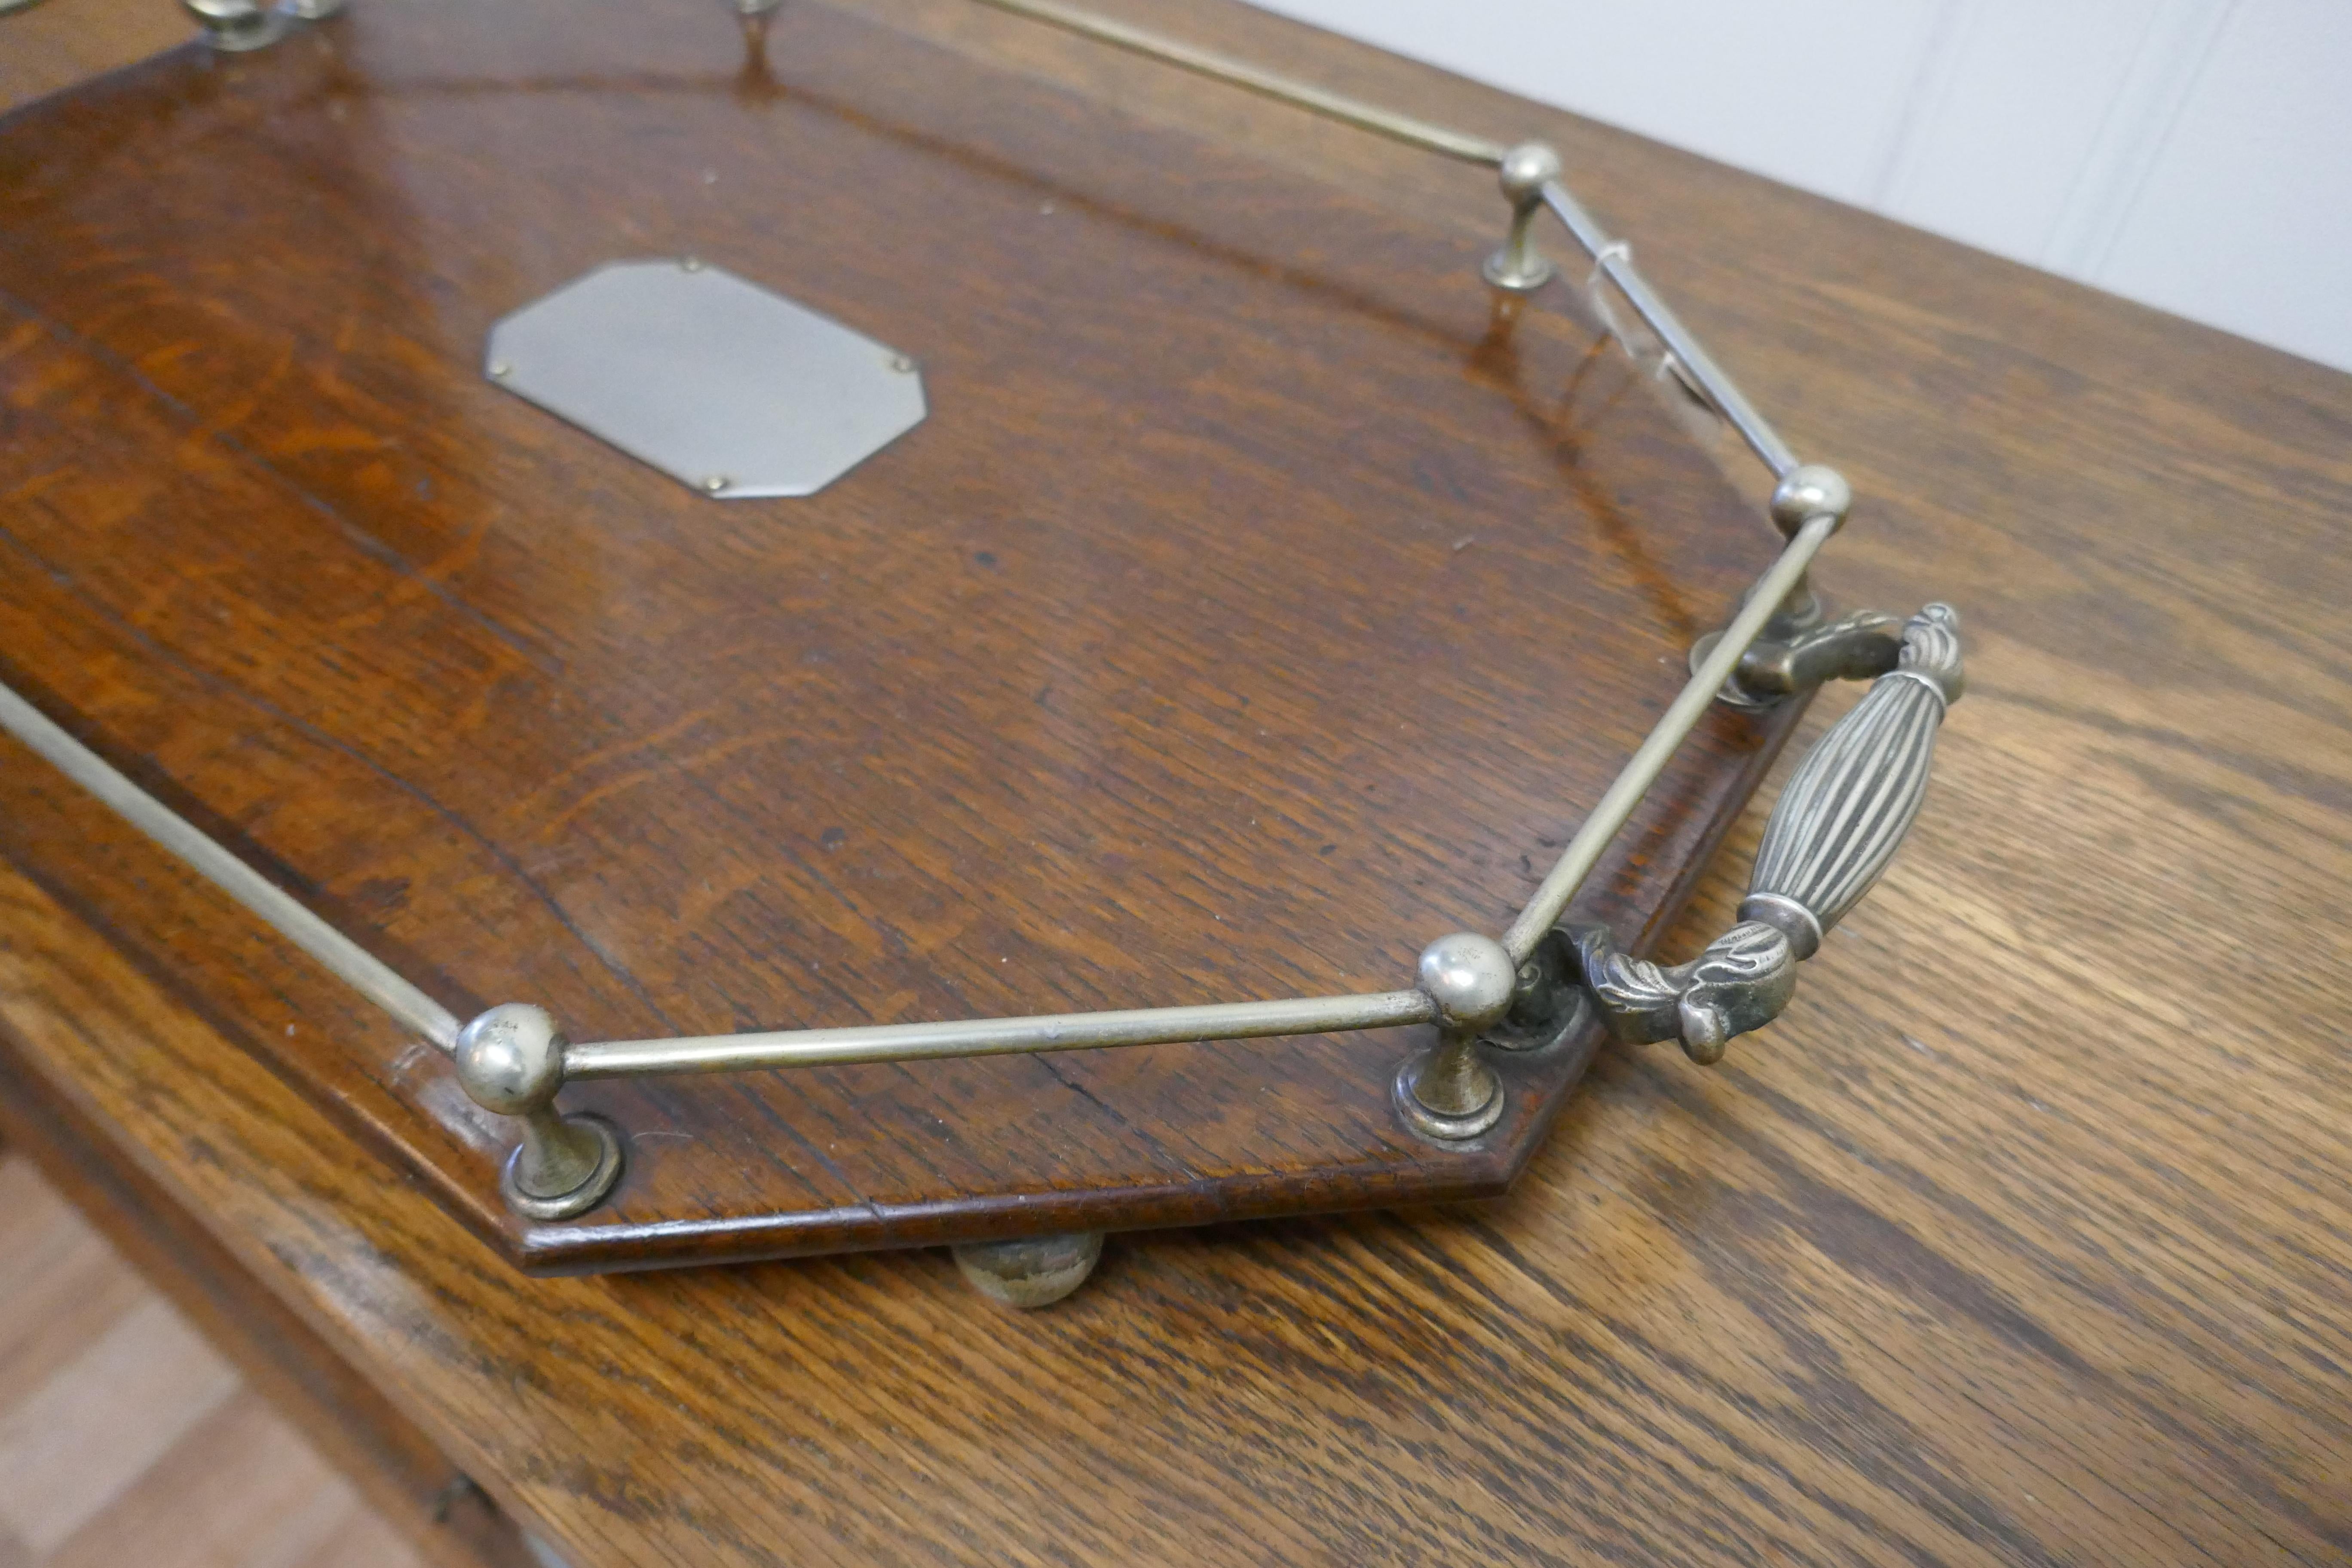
0, 0, 1807, 1270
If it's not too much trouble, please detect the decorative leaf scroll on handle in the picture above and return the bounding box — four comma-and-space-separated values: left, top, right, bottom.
1571, 604, 1965, 1063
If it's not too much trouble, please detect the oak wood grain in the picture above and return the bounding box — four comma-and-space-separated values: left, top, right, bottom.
2, 0, 2349, 1563
0, 0, 1811, 1267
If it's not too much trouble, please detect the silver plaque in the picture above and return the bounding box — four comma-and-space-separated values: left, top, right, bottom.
485, 258, 926, 500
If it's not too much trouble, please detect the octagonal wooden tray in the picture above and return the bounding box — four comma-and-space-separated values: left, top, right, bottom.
0, 0, 1810, 1273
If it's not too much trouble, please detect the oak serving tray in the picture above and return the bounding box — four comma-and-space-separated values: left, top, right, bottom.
0, 0, 1960, 1287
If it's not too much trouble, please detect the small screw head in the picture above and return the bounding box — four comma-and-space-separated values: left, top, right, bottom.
889, 354, 916, 374
1417, 932, 1517, 1032
701, 475, 729, 493
488, 360, 512, 378
454, 1003, 567, 1116
1497, 141, 1563, 205
1768, 463, 1854, 536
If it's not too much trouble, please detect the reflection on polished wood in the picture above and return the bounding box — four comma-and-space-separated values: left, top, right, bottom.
1, 0, 2349, 1564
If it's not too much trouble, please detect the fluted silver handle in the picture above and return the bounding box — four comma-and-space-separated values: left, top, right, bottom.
1569, 603, 1963, 1063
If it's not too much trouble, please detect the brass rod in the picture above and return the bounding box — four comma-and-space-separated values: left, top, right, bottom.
0, 683, 463, 1050
0, 7, 1847, 1084
567, 988, 1437, 1077
1539, 181, 1799, 478
965, 0, 1507, 165
1501, 511, 1838, 962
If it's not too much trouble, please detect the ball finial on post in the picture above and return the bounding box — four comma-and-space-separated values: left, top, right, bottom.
1482, 141, 1562, 294
1768, 464, 1853, 537
1395, 933, 1513, 1141
1416, 932, 1517, 1032
453, 1002, 566, 1115
455, 1004, 624, 1221
1749, 462, 1852, 641
1496, 141, 1563, 206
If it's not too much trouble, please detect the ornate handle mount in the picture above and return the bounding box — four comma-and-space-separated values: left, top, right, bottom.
1570, 603, 1964, 1063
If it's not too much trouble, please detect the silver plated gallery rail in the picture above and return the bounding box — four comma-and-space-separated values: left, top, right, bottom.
12, 0, 1967, 1225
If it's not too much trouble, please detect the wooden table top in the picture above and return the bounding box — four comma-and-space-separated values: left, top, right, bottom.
3, 1, 2349, 1563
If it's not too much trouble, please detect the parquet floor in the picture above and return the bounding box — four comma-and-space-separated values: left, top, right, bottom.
0, 1156, 427, 1568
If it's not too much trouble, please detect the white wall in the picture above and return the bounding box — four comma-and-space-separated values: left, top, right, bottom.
1246, 0, 2352, 374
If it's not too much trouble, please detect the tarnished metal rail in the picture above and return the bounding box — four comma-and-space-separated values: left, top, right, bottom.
19, 0, 1964, 1228
963, 0, 1508, 165
0, 685, 463, 1050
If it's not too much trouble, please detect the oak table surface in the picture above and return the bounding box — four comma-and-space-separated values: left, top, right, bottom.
3, 2, 2349, 1565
